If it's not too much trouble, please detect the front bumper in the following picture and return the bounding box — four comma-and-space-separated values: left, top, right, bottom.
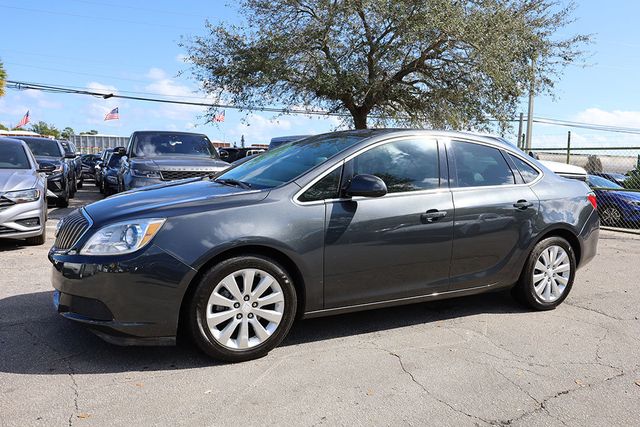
0, 198, 45, 240
49, 244, 197, 345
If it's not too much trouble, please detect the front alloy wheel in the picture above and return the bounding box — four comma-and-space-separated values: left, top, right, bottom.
189, 256, 297, 362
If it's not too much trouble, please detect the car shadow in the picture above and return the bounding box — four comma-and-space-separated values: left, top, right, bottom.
0, 289, 528, 375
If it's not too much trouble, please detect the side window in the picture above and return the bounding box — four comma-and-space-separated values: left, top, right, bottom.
451, 141, 515, 187
299, 167, 342, 202
509, 154, 540, 184
352, 139, 439, 193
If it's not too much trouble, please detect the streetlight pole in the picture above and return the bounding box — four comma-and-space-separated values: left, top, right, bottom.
525, 55, 536, 151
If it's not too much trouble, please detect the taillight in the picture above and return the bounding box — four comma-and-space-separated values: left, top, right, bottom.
588, 194, 597, 210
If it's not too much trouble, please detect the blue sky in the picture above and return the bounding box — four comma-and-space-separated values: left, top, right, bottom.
1, 0, 639, 147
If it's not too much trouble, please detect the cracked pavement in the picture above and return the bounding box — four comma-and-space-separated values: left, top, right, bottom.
1, 188, 639, 426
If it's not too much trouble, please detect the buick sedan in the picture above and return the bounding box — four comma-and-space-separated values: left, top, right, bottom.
49, 130, 599, 362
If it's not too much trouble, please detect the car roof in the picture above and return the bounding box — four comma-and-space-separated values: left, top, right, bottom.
303, 129, 517, 150
131, 130, 208, 136
0, 136, 28, 146
10, 136, 60, 143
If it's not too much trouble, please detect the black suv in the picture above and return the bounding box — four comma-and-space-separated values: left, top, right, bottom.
59, 140, 83, 195
119, 131, 229, 191
15, 136, 74, 207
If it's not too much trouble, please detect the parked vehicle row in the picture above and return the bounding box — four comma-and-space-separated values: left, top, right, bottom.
49, 130, 599, 362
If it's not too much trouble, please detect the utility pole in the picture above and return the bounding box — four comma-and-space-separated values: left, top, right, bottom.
517, 113, 524, 149
525, 55, 536, 151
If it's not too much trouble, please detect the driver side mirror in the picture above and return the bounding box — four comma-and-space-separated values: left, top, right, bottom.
345, 174, 387, 198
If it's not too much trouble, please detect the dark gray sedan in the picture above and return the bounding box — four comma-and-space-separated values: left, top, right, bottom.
49, 130, 599, 362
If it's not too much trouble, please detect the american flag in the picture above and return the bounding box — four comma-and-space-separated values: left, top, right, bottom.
212, 110, 225, 122
16, 110, 30, 128
104, 107, 119, 121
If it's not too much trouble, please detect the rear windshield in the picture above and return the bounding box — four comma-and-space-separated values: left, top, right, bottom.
217, 133, 369, 189
132, 133, 219, 158
0, 143, 31, 169
20, 138, 63, 157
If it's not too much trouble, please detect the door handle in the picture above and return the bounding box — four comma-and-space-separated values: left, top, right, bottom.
421, 209, 447, 223
513, 200, 533, 210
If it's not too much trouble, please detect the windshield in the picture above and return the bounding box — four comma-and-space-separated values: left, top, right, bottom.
0, 144, 31, 169
60, 142, 74, 155
21, 138, 63, 157
216, 133, 369, 189
132, 133, 218, 158
588, 175, 623, 189
107, 154, 123, 167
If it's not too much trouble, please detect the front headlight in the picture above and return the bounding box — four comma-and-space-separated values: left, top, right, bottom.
131, 168, 161, 179
80, 218, 166, 255
3, 188, 40, 203
52, 164, 63, 173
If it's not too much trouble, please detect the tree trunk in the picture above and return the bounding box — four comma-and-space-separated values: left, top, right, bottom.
352, 110, 368, 129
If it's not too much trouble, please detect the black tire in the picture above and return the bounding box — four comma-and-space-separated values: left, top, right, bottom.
77, 173, 84, 189
512, 236, 576, 310
95, 177, 101, 187
188, 255, 297, 362
56, 184, 70, 208
600, 206, 622, 227
26, 227, 46, 246
69, 175, 77, 198
99, 179, 105, 194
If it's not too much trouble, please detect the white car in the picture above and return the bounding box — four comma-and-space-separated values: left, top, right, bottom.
539, 160, 588, 181
0, 137, 48, 245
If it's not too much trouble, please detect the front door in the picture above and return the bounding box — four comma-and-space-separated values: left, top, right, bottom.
323, 137, 454, 309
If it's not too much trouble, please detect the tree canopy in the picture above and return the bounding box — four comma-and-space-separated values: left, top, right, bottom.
30, 121, 61, 139
185, 0, 589, 129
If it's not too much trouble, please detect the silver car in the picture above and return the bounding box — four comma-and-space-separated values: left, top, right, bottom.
0, 137, 48, 245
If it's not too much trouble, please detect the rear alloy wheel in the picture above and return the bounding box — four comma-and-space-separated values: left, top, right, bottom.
513, 236, 576, 310
189, 256, 297, 362
600, 206, 622, 227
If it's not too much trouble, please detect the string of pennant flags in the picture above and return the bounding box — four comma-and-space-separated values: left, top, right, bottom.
11, 107, 226, 126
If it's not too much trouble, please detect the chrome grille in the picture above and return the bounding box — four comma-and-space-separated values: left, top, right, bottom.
0, 197, 14, 212
54, 210, 90, 250
160, 170, 211, 181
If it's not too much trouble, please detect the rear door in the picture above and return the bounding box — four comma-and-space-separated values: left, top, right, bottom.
446, 139, 540, 290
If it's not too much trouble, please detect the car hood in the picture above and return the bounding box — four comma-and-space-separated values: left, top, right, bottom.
84, 178, 268, 226
34, 156, 63, 167
131, 156, 229, 170
0, 169, 38, 193
599, 189, 640, 202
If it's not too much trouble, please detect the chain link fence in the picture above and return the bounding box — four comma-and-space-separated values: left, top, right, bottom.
530, 145, 640, 232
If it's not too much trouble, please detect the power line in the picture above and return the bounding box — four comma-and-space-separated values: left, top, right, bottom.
0, 4, 199, 31
6, 80, 352, 117
7, 79, 640, 134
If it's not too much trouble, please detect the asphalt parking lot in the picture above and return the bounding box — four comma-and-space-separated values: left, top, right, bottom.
1, 186, 639, 426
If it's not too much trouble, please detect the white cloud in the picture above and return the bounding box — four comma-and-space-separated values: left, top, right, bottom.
225, 113, 344, 145
574, 108, 640, 128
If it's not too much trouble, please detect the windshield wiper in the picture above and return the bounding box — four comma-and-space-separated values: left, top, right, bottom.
214, 178, 252, 190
